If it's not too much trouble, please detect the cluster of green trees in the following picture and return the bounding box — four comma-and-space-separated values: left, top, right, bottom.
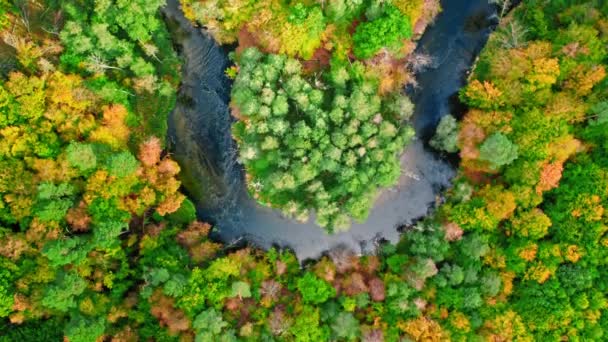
59, 0, 181, 142
3, 0, 608, 341
429, 0, 608, 339
0, 1, 189, 340
231, 48, 414, 230
180, 0, 429, 61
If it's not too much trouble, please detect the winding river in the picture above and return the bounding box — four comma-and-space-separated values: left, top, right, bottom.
163, 0, 499, 261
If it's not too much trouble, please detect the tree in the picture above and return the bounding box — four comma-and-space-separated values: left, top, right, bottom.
509, 209, 551, 240
230, 281, 251, 299
66, 143, 97, 173
460, 80, 503, 110
41, 272, 87, 312
180, 0, 258, 43
495, 21, 528, 49
385, 281, 416, 319
138, 137, 162, 167
288, 305, 329, 341
297, 272, 336, 304
164, 275, 187, 298
331, 312, 360, 341
42, 236, 90, 267
150, 290, 191, 335
193, 308, 230, 341
276, 6, 326, 59
324, 0, 366, 23
353, 4, 412, 59
0, 260, 14, 318
480, 272, 502, 297
60, 0, 167, 78
107, 151, 139, 178
90, 105, 130, 149
590, 101, 608, 125
34, 182, 76, 222
430, 115, 459, 153
479, 133, 519, 170
64, 315, 106, 342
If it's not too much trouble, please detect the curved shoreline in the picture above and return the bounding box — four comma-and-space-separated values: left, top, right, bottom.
164, 0, 498, 260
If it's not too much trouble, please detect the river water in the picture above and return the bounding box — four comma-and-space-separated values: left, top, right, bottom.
163, 0, 499, 261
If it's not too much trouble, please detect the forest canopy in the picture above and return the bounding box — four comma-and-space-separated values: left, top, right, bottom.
231, 48, 414, 230
1, 0, 608, 341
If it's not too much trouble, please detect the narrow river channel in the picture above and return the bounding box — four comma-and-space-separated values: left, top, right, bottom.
163, 0, 499, 261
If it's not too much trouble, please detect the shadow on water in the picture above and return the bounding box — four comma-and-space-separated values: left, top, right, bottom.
163, 0, 499, 261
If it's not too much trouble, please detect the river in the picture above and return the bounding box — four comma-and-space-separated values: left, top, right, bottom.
163, 0, 500, 261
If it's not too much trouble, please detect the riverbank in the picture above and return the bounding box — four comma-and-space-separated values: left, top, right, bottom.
164, 0, 499, 260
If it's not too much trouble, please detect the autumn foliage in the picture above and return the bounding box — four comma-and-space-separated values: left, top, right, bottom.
2, 1, 608, 342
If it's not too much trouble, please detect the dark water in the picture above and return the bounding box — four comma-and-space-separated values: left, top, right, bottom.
163, 0, 499, 261
410, 0, 501, 140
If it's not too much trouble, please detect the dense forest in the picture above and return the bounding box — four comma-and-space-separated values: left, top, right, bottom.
0, 0, 607, 341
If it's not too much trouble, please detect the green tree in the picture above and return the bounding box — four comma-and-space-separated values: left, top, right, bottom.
193, 308, 231, 342
297, 272, 336, 304
0, 318, 64, 341
66, 142, 98, 173
34, 182, 76, 222
330, 312, 360, 341
43, 237, 90, 267
289, 305, 329, 341
64, 315, 106, 342
510, 209, 551, 240
353, 4, 412, 59
384, 282, 416, 319
107, 151, 139, 178
479, 133, 519, 169
325, 0, 365, 22
230, 281, 252, 299
430, 115, 459, 153
163, 274, 187, 298
41, 272, 87, 312
0, 259, 14, 318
